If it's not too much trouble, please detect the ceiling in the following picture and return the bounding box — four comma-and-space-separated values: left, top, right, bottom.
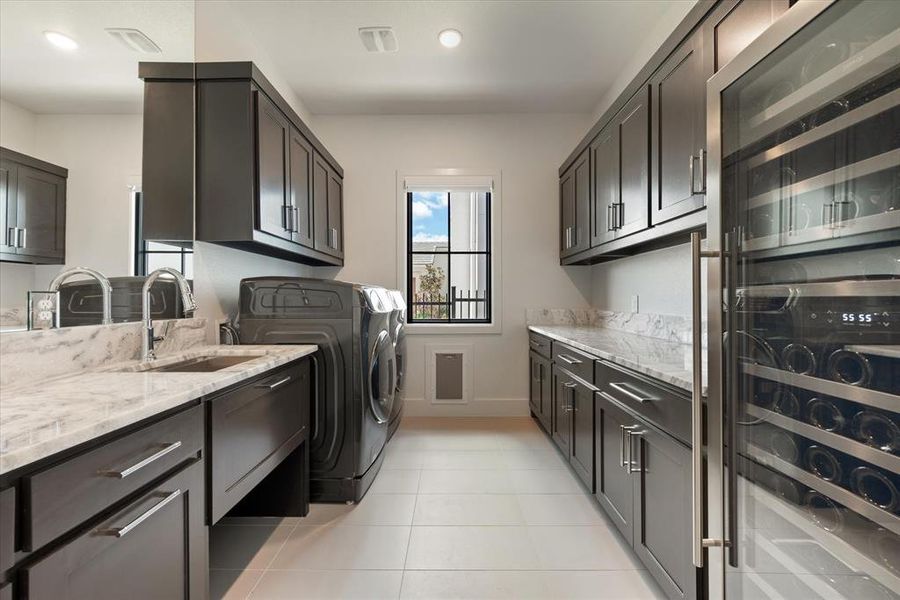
0, 1, 194, 114
201, 0, 695, 115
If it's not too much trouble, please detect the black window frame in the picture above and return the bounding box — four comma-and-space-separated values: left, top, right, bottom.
407, 190, 492, 324
133, 191, 193, 277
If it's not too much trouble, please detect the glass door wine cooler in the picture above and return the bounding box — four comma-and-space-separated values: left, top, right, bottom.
704, 1, 900, 598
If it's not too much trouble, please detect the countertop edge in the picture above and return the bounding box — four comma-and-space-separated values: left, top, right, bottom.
0, 345, 317, 477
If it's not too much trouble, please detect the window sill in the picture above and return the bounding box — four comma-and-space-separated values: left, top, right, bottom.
406, 322, 502, 335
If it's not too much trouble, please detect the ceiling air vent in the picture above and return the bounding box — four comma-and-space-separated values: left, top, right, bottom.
105, 28, 162, 54
358, 27, 398, 53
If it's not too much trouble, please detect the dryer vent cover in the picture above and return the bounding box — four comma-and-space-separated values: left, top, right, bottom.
359, 27, 399, 53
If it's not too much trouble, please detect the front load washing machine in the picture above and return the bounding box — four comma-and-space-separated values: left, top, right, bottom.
236, 277, 396, 503
385, 289, 406, 440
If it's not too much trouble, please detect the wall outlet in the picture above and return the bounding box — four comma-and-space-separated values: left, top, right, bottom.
630, 295, 639, 313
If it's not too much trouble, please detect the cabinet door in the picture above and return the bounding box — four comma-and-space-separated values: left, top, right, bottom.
15, 165, 65, 261
569, 380, 595, 491
288, 128, 314, 248
651, 30, 707, 226
704, 0, 790, 73
632, 422, 696, 600
256, 92, 291, 241
24, 459, 207, 600
327, 170, 344, 258
594, 392, 635, 544
551, 365, 572, 454
615, 86, 650, 238
0, 159, 15, 255
590, 125, 618, 247
560, 149, 589, 257
539, 356, 553, 431
529, 353, 541, 416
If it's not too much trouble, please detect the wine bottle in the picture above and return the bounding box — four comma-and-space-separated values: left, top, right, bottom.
804, 445, 843, 483
782, 343, 818, 375
851, 410, 900, 454
804, 490, 845, 533
805, 397, 847, 433
850, 466, 900, 514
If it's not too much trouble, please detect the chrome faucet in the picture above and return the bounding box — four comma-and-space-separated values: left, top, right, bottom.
48, 267, 113, 325
142, 267, 197, 361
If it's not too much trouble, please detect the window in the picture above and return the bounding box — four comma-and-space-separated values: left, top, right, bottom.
407, 190, 491, 323
132, 191, 193, 277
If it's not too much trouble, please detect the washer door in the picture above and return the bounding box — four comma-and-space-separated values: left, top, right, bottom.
393, 324, 406, 392
367, 330, 396, 424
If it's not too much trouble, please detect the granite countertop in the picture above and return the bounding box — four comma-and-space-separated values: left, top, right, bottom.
528, 325, 707, 395
0, 344, 317, 475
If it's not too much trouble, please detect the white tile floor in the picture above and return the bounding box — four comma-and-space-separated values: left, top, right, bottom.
210, 417, 665, 599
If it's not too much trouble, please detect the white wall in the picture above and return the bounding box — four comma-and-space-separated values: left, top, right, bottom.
314, 113, 594, 415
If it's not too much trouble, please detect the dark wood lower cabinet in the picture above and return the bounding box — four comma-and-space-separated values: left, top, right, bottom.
23, 458, 207, 600
551, 365, 572, 454
595, 390, 697, 600
529, 351, 552, 432
595, 392, 636, 542
551, 365, 596, 491
632, 422, 697, 600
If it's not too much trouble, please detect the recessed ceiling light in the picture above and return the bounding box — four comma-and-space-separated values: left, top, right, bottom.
438, 29, 462, 49
43, 31, 78, 51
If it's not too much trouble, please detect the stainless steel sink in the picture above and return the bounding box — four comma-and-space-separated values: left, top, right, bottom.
123, 355, 262, 373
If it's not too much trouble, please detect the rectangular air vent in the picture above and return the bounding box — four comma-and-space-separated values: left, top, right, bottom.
359, 27, 398, 53
106, 28, 162, 54
426, 343, 471, 404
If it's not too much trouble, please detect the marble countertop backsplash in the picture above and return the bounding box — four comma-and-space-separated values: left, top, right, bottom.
0, 344, 317, 475
527, 308, 707, 393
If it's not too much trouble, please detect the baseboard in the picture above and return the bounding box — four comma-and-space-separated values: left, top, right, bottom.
401, 397, 530, 417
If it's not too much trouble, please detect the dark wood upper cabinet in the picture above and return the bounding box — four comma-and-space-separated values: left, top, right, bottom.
142, 61, 344, 267
705, 0, 790, 73
590, 125, 618, 247
559, 149, 590, 257
289, 129, 314, 248
312, 152, 343, 258
256, 92, 292, 241
615, 86, 651, 238
0, 148, 66, 265
651, 30, 708, 226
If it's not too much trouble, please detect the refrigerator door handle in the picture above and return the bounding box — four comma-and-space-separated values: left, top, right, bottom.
691, 231, 724, 568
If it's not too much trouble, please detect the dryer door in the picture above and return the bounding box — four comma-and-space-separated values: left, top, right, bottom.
367, 330, 396, 423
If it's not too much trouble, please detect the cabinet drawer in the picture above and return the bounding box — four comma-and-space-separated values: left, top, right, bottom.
528, 332, 552, 359
552, 342, 594, 384
210, 359, 310, 523
595, 360, 691, 446
24, 459, 206, 600
24, 404, 203, 551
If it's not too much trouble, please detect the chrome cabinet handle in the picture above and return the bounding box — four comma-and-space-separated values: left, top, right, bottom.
98, 441, 183, 479
17, 227, 26, 248
330, 227, 338, 248
6, 228, 15, 248
257, 375, 292, 390
609, 382, 657, 403
691, 231, 722, 568
607, 204, 615, 232
626, 430, 645, 473
557, 354, 582, 366
616, 202, 624, 230
620, 424, 639, 469
529, 340, 542, 349
698, 148, 706, 194
689, 154, 696, 194
293, 206, 300, 233
95, 489, 182, 538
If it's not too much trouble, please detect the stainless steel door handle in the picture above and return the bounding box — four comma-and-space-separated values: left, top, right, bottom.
698, 148, 706, 194
293, 206, 300, 233
330, 227, 338, 248
6, 228, 15, 248
691, 231, 723, 568
257, 375, 292, 390
609, 382, 657, 403
620, 424, 639, 469
626, 430, 645, 473
617, 202, 624, 229
98, 441, 183, 478
607, 204, 615, 231
95, 489, 182, 538
557, 354, 582, 366
17, 227, 26, 248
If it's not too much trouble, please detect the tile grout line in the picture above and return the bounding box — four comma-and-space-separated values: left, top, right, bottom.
397, 465, 423, 598
242, 518, 304, 599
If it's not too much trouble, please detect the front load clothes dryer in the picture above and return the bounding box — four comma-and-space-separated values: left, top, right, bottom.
385, 289, 406, 440
236, 277, 396, 503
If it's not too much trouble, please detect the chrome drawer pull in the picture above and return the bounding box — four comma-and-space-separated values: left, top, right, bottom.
529, 340, 542, 349
95, 489, 182, 538
557, 354, 583, 365
98, 441, 183, 479
626, 430, 646, 473
609, 382, 657, 403
257, 375, 292, 390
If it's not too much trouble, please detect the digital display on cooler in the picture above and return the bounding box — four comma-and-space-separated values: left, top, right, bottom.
842, 312, 876, 323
